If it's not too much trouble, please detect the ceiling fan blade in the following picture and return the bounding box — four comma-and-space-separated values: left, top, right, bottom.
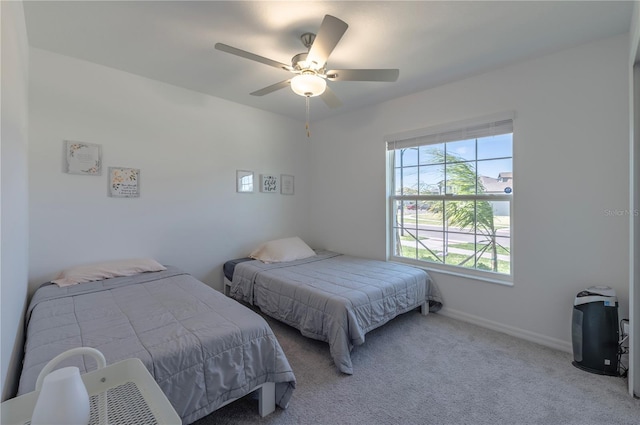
326, 69, 400, 82
306, 15, 348, 68
215, 43, 293, 72
250, 80, 291, 96
320, 86, 342, 109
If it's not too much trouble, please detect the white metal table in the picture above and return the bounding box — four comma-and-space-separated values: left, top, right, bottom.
1, 357, 181, 425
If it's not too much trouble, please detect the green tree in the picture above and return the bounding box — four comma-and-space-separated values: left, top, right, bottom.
429, 149, 507, 272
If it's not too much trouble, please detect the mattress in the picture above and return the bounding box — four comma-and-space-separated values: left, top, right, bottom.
223, 257, 253, 281
19, 267, 296, 424
227, 250, 439, 374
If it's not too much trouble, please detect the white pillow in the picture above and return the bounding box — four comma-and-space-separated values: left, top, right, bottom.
52, 258, 167, 287
249, 237, 315, 263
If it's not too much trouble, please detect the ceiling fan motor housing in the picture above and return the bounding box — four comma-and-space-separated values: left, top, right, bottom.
292, 52, 324, 74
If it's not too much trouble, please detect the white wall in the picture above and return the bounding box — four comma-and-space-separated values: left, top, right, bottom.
28, 49, 311, 293
310, 34, 630, 351
1, 1, 30, 400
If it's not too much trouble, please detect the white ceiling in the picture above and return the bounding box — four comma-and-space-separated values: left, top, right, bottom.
23, 1, 633, 122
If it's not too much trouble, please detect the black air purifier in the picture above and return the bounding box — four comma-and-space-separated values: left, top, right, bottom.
571, 286, 619, 376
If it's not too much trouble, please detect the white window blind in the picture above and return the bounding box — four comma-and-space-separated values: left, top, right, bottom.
386, 112, 514, 150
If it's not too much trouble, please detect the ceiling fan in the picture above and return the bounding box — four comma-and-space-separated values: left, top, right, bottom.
215, 14, 399, 132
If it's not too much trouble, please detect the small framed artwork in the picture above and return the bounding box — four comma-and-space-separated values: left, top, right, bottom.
108, 167, 140, 198
260, 174, 279, 193
281, 174, 294, 195
64, 140, 102, 175
236, 170, 254, 193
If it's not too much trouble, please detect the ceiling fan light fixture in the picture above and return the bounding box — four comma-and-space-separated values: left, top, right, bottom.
291, 74, 326, 97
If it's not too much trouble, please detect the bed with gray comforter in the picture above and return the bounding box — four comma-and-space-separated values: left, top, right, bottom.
18, 267, 296, 424
229, 250, 439, 375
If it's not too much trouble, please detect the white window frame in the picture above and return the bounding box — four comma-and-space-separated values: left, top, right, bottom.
385, 112, 515, 285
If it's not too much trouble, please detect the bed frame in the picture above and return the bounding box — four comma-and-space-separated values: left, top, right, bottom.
222, 381, 275, 417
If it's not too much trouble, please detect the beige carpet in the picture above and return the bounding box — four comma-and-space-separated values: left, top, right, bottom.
193, 310, 639, 425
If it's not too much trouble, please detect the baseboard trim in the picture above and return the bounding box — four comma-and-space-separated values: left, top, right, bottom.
438, 307, 573, 353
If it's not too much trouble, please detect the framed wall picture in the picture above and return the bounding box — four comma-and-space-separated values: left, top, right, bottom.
108, 167, 140, 198
260, 174, 278, 193
280, 174, 294, 195
236, 170, 254, 193
64, 141, 102, 175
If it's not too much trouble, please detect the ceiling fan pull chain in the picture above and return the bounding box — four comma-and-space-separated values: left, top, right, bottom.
306, 96, 311, 138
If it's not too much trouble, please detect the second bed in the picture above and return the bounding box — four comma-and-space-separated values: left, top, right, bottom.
225, 250, 439, 375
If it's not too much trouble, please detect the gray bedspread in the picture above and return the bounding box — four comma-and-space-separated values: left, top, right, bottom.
230, 251, 436, 375
18, 267, 296, 424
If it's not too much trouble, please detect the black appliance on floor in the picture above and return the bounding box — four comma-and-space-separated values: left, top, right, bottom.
571, 286, 619, 376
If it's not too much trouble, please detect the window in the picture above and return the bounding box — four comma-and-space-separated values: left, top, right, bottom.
386, 113, 514, 281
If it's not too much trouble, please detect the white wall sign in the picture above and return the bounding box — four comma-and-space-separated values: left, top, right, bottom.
236, 170, 254, 193
260, 174, 278, 193
281, 174, 294, 195
64, 141, 102, 175
108, 167, 140, 198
